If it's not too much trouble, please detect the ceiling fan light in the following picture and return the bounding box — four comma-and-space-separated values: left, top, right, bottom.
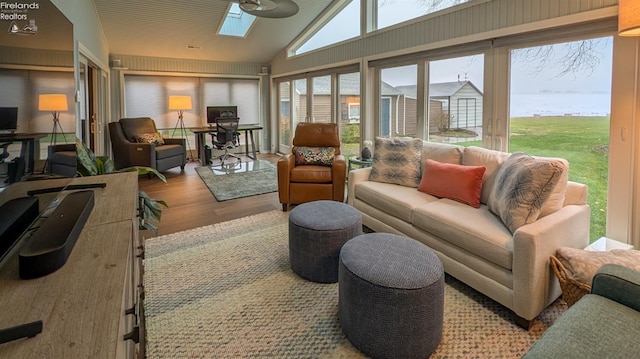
239, 0, 260, 12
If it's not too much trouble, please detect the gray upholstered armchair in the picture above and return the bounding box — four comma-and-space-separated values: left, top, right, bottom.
108, 117, 186, 172
47, 143, 77, 177
524, 264, 640, 358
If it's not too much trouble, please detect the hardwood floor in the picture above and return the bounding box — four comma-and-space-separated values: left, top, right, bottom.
138, 154, 282, 237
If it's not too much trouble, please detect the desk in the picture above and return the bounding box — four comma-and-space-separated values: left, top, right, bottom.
0, 133, 46, 175
191, 124, 263, 166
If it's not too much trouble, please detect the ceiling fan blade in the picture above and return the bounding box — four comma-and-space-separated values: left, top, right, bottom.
243, 0, 299, 18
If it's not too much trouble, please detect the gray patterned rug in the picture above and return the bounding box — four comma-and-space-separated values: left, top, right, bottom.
195, 160, 278, 201
143, 210, 566, 358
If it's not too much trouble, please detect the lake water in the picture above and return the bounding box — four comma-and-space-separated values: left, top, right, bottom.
510, 93, 611, 117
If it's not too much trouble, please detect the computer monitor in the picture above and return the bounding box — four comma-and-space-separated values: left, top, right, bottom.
207, 106, 238, 124
0, 107, 18, 134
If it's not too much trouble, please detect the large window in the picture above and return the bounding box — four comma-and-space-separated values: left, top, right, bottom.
375, 0, 473, 31
293, 1, 360, 56
380, 64, 417, 137
339, 72, 361, 158
124, 75, 260, 151
312, 75, 332, 123
509, 37, 613, 241
276, 70, 361, 157
428, 54, 484, 143
279, 82, 292, 148
0, 68, 75, 160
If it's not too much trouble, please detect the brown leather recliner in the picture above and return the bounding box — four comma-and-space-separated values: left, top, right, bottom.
277, 123, 346, 211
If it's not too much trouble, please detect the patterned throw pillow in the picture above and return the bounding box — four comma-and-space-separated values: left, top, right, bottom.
135, 132, 165, 146
294, 146, 335, 166
555, 247, 640, 286
369, 137, 423, 188
488, 152, 566, 233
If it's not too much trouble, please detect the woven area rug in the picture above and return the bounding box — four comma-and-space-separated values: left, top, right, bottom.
143, 210, 566, 358
195, 160, 278, 201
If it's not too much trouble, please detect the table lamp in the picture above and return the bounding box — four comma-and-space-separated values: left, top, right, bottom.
38, 94, 68, 145
169, 95, 193, 160
619, 0, 640, 36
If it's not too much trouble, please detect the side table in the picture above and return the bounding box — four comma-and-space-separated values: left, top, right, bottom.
348, 156, 373, 171
586, 237, 634, 251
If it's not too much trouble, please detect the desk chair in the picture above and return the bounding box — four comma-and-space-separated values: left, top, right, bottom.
211, 116, 241, 166
0, 143, 9, 163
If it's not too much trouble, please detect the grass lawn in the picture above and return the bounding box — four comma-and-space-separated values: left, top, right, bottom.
461, 116, 609, 242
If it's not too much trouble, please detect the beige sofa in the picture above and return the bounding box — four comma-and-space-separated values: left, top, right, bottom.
347, 141, 590, 328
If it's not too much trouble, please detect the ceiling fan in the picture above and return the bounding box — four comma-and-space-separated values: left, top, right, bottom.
230, 0, 299, 19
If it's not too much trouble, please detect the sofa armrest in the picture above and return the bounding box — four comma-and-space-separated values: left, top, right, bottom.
564, 181, 588, 206
592, 264, 640, 312
511, 204, 591, 320
163, 138, 186, 147
127, 142, 155, 168
347, 167, 372, 205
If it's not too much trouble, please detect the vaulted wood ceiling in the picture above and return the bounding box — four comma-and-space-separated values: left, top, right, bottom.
92, 0, 334, 64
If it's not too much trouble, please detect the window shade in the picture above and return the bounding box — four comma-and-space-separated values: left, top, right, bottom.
123, 75, 260, 128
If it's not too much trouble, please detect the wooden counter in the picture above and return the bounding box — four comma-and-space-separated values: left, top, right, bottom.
0, 172, 141, 358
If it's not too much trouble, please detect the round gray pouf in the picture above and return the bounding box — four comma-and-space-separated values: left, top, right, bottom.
289, 200, 362, 283
339, 233, 444, 359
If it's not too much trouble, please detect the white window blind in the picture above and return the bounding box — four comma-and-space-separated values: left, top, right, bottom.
0, 68, 75, 133
124, 75, 260, 128
124, 75, 200, 129
202, 78, 259, 125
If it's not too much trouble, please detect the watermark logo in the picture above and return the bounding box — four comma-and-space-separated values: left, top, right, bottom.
1, 1, 40, 35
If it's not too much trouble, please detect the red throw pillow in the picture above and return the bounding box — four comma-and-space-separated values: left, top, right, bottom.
418, 159, 486, 208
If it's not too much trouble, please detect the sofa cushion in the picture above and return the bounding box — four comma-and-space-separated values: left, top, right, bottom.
555, 247, 640, 286
420, 142, 464, 173
290, 165, 332, 183
488, 152, 566, 233
462, 146, 510, 205
355, 181, 437, 223
418, 159, 486, 208
412, 199, 513, 270
523, 294, 640, 359
120, 117, 158, 142
369, 137, 423, 188
293, 146, 335, 166
155, 144, 185, 160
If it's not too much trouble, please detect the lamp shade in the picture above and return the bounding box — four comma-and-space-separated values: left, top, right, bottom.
619, 0, 640, 36
168, 95, 193, 110
38, 94, 68, 112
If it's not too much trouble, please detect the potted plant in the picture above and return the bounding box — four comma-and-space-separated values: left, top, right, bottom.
74, 138, 168, 234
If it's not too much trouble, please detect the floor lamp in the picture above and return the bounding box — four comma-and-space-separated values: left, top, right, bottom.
39, 94, 68, 174
169, 95, 193, 160
39, 94, 69, 146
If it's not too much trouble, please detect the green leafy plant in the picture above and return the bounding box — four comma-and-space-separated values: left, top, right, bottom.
75, 138, 168, 234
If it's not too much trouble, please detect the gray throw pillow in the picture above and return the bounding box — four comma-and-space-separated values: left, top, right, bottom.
488, 152, 566, 233
369, 137, 423, 188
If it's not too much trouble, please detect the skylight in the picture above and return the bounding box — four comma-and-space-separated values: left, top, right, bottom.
219, 3, 256, 38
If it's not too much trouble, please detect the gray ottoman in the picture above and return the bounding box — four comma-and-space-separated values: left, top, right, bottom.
339, 233, 444, 359
289, 200, 362, 283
